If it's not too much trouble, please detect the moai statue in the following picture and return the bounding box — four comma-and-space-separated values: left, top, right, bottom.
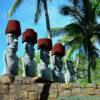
22, 29, 37, 77
3, 20, 21, 76
51, 43, 65, 83
37, 38, 52, 81
65, 60, 76, 82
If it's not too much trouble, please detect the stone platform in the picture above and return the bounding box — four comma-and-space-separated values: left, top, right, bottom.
0, 75, 100, 100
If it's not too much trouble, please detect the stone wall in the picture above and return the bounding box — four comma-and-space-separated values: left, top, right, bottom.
0, 75, 100, 100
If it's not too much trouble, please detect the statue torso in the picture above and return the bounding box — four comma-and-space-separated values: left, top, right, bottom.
52, 67, 65, 83
4, 48, 18, 75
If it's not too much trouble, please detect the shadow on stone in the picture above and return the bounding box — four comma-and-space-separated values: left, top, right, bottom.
39, 83, 51, 100
34, 77, 53, 83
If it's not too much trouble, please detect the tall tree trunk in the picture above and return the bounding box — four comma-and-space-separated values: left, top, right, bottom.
88, 56, 91, 83
87, 40, 92, 83
42, 0, 51, 39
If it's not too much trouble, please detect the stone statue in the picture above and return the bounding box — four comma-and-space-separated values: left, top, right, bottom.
3, 20, 21, 76
22, 29, 37, 77
65, 60, 76, 82
51, 43, 65, 83
37, 38, 52, 81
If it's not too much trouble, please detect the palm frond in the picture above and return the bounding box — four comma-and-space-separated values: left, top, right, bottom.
94, 24, 100, 32
7, 0, 23, 17
50, 27, 65, 37
34, 0, 42, 23
60, 4, 83, 23
64, 37, 80, 46
72, 0, 79, 7
51, 23, 84, 38
92, 0, 100, 15
64, 23, 83, 36
82, 0, 96, 25
65, 44, 80, 60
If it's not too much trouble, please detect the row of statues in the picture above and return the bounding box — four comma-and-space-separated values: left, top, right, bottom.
3, 20, 76, 83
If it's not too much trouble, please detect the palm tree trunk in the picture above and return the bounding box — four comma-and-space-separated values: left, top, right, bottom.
87, 41, 92, 83
42, 0, 51, 39
88, 60, 91, 83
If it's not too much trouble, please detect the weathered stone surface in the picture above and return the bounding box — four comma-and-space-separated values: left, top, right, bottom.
0, 76, 100, 100
9, 84, 38, 94
28, 92, 39, 100
87, 84, 96, 88
50, 83, 58, 89
0, 95, 9, 100
48, 89, 57, 98
58, 83, 72, 90
0, 75, 14, 84
58, 89, 72, 96
95, 89, 100, 95
0, 85, 8, 94
21, 84, 38, 92
72, 88, 82, 95
97, 84, 100, 88
72, 83, 81, 88
82, 88, 96, 95
9, 85, 21, 93
48, 97, 57, 100
9, 92, 28, 100
12, 76, 23, 85
22, 77, 34, 84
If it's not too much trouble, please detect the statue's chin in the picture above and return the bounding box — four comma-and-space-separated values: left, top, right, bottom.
7, 46, 17, 51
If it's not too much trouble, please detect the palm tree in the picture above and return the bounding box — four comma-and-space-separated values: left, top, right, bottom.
51, 0, 100, 83
8, 0, 52, 38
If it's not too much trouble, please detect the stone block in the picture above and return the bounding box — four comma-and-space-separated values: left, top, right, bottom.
0, 75, 14, 84
95, 89, 100, 95
72, 83, 81, 88
58, 83, 72, 90
72, 88, 82, 95
9, 92, 28, 100
12, 76, 23, 85
0, 95, 9, 100
22, 77, 34, 84
9, 85, 21, 93
58, 89, 72, 96
0, 85, 8, 95
82, 88, 95, 95
21, 84, 38, 92
28, 92, 39, 100
87, 84, 96, 88
48, 89, 57, 98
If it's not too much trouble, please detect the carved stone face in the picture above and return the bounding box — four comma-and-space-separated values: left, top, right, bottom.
7, 34, 18, 50
52, 55, 62, 70
24, 42, 34, 56
40, 49, 50, 65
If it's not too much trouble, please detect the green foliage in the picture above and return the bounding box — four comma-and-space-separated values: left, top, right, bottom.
18, 58, 23, 76
8, 0, 23, 17
34, 52, 40, 65
92, 0, 100, 15
92, 58, 100, 84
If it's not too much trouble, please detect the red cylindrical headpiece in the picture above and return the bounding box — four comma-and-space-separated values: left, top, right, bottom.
52, 43, 65, 57
5, 20, 21, 37
22, 29, 37, 44
37, 38, 52, 51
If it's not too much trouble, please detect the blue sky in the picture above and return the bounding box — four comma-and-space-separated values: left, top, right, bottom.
0, 0, 73, 75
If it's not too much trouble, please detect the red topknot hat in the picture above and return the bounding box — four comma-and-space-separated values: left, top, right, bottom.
38, 38, 52, 51
5, 20, 21, 37
52, 43, 65, 57
22, 29, 37, 44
